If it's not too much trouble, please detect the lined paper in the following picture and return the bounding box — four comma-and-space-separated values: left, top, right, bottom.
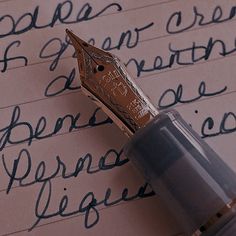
0, 0, 235, 235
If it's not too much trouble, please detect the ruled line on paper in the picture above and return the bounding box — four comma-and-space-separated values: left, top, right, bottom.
0, 80, 235, 195
0, 89, 234, 154
0, 90, 81, 110
1, 1, 235, 235
3, 56, 72, 73
139, 49, 236, 79
0, 197, 155, 236
1, 50, 236, 111
0, 0, 177, 9
0, 81, 233, 112
2, 10, 236, 111
0, 108, 231, 154
0, 115, 112, 151
0, 0, 13, 3
118, 0, 179, 14
0, 148, 127, 194
2, 9, 236, 74
0, 0, 178, 36
0, 156, 126, 194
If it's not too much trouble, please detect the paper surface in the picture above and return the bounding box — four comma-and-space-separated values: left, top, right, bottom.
0, 0, 235, 235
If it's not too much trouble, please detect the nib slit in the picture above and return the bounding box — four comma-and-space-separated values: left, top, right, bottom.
65, 29, 99, 66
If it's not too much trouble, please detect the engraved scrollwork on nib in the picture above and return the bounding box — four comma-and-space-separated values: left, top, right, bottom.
66, 29, 158, 137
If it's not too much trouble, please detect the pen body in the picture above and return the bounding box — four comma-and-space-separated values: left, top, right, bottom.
124, 110, 236, 235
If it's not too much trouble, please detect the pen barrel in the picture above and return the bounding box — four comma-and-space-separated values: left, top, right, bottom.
124, 109, 236, 235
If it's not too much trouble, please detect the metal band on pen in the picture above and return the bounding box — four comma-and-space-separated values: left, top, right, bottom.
193, 199, 236, 236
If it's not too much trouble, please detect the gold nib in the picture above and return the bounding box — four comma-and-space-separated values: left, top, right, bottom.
66, 29, 158, 137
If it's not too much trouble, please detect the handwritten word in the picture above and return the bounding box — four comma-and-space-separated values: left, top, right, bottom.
0, 106, 112, 151
39, 34, 74, 71
30, 181, 154, 231
201, 111, 236, 138
45, 68, 80, 97
100, 22, 154, 51
0, 1, 122, 39
126, 36, 236, 77
166, 5, 236, 34
2, 148, 127, 193
39, 22, 154, 71
0, 40, 28, 72
2, 148, 154, 231
158, 81, 227, 109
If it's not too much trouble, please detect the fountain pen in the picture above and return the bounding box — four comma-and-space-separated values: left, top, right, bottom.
66, 29, 236, 236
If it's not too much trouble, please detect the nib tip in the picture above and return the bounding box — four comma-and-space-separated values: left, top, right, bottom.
65, 28, 72, 34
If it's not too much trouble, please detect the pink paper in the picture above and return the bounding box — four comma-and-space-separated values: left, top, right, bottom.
0, 0, 235, 235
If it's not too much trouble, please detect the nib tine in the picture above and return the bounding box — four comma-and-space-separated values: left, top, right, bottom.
65, 29, 77, 41
66, 29, 88, 51
65, 28, 70, 34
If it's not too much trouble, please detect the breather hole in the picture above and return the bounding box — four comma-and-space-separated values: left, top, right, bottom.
97, 65, 105, 71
